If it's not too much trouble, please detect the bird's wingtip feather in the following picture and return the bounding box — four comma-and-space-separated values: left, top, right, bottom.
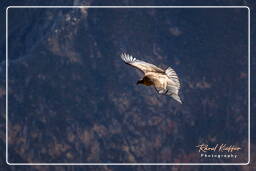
120, 53, 136, 63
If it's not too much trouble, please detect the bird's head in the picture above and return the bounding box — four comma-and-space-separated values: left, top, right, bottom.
136, 80, 144, 85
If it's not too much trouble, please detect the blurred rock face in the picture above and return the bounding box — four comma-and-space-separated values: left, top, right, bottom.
0, 2, 249, 166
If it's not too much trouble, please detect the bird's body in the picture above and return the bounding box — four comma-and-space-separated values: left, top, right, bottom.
121, 53, 182, 103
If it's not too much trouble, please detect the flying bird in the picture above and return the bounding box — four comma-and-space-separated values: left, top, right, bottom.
121, 53, 182, 103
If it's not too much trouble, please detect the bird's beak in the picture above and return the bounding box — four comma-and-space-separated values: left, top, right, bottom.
137, 80, 142, 85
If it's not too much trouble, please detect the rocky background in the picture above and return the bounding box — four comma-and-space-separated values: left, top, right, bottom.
0, 0, 255, 171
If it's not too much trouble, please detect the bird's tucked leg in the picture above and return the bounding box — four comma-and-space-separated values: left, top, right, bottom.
156, 88, 168, 94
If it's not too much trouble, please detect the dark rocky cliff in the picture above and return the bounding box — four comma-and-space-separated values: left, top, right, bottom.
0, 0, 255, 170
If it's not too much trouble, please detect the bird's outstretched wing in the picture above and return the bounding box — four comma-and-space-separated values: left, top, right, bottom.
165, 67, 180, 89
155, 83, 182, 104
121, 53, 164, 74
165, 85, 182, 103
149, 68, 182, 103
165, 67, 182, 103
